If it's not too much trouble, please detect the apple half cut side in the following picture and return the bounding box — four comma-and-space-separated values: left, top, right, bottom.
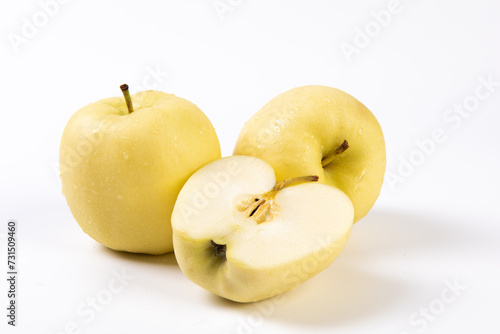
171, 156, 354, 303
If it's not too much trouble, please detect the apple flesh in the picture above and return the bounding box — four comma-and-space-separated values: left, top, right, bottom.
60, 88, 221, 254
233, 85, 386, 223
172, 156, 354, 302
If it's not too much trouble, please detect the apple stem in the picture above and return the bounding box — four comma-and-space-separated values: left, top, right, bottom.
321, 140, 349, 167
273, 175, 319, 192
120, 84, 134, 114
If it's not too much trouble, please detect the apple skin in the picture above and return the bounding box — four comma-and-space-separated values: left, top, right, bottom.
233, 85, 386, 223
60, 90, 221, 254
173, 233, 350, 302
172, 156, 353, 303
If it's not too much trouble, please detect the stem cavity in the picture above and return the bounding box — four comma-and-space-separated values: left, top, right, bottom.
321, 140, 349, 167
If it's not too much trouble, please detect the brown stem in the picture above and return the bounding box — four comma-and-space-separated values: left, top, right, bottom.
120, 84, 134, 114
321, 140, 349, 167
272, 175, 319, 191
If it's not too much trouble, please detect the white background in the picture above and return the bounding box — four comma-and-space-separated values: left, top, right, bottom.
1, 0, 500, 333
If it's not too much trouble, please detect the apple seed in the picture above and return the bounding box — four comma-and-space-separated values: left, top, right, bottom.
237, 175, 319, 224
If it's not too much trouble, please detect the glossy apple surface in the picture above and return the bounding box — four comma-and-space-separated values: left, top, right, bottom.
60, 89, 221, 254
234, 85, 385, 222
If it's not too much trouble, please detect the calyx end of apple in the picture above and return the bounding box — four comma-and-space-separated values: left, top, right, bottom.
210, 240, 227, 258
237, 175, 319, 224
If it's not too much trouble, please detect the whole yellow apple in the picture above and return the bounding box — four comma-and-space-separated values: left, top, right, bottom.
60, 85, 221, 254
233, 85, 385, 223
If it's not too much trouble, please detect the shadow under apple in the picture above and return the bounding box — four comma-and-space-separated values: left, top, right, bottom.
99, 245, 179, 267
91, 208, 483, 329
208, 208, 479, 328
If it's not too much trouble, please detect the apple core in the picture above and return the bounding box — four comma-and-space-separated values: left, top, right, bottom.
237, 175, 319, 224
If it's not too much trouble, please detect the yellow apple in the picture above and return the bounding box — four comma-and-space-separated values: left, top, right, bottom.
172, 156, 354, 302
234, 85, 386, 223
60, 85, 221, 254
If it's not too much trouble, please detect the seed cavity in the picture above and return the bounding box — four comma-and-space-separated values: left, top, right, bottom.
249, 199, 265, 217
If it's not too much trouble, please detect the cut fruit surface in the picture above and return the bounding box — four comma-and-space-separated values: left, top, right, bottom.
172, 156, 354, 302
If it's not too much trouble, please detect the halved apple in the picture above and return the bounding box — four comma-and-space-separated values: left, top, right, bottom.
171, 156, 354, 302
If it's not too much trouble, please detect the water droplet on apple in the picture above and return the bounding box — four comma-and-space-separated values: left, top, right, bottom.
274, 119, 286, 128
123, 152, 129, 159
358, 128, 363, 135
354, 169, 367, 182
